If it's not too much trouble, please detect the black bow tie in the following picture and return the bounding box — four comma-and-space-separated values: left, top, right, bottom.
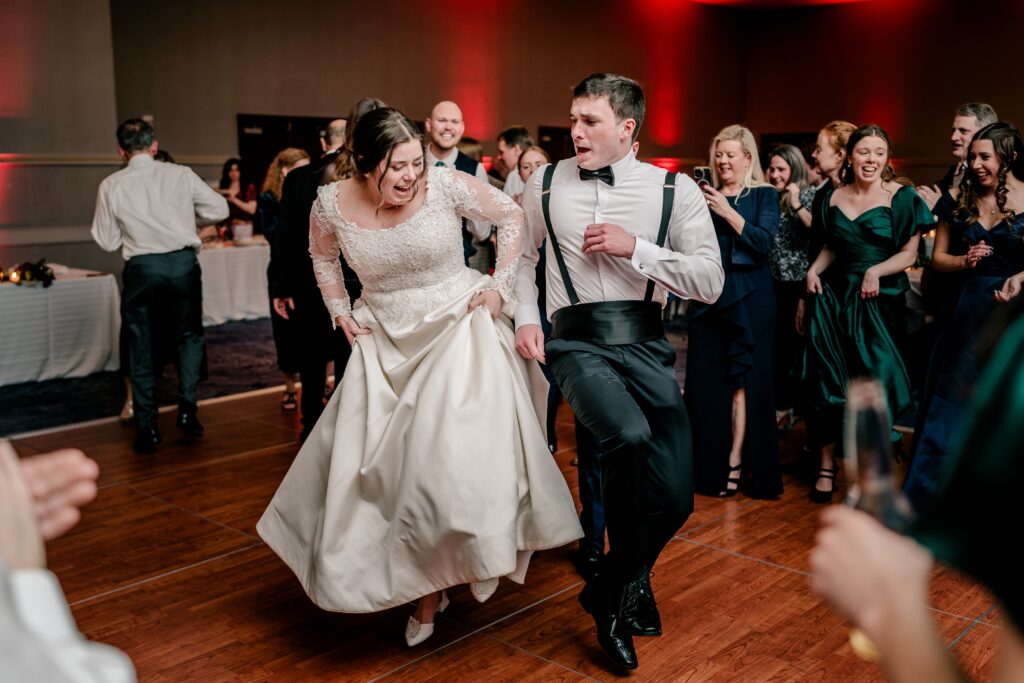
579, 166, 615, 186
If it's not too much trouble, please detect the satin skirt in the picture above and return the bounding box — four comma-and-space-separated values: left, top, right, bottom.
257, 281, 583, 613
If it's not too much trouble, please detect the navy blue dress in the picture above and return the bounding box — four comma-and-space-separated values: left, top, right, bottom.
904, 210, 1024, 512
686, 185, 782, 499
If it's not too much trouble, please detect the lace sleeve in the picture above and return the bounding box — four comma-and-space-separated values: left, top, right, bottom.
309, 186, 351, 326
446, 170, 524, 302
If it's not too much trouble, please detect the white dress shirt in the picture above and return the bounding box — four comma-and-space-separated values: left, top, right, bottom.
515, 151, 724, 328
1, 564, 136, 682
426, 146, 492, 240
502, 169, 526, 198
91, 154, 229, 260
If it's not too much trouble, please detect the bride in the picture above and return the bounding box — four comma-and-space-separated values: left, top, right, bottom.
257, 107, 582, 646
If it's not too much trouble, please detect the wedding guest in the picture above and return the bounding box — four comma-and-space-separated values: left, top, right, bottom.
91, 119, 227, 453
217, 158, 257, 234
497, 125, 534, 198
255, 147, 310, 411
904, 122, 1024, 513
917, 102, 998, 211
269, 117, 357, 441
0, 441, 135, 682
804, 124, 933, 503
766, 144, 816, 427
457, 136, 483, 162
813, 300, 1024, 683
424, 101, 493, 264
688, 124, 782, 500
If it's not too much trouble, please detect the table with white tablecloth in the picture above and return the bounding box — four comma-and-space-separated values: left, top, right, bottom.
0, 272, 121, 387
198, 243, 271, 326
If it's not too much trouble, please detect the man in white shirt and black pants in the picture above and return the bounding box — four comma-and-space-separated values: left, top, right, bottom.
92, 119, 228, 454
515, 74, 724, 671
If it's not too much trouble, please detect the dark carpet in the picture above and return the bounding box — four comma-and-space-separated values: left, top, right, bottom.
1, 319, 284, 436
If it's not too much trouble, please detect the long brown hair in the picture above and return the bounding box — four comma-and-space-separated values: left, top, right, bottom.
261, 147, 309, 200
955, 121, 1024, 225
333, 97, 386, 182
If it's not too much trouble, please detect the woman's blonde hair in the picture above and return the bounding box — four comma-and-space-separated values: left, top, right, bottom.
261, 147, 309, 200
709, 124, 768, 196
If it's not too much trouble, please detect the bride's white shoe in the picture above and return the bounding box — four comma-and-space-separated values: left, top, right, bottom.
405, 590, 449, 647
470, 578, 499, 603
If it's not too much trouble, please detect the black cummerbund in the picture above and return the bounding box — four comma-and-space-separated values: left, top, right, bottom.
550, 300, 664, 345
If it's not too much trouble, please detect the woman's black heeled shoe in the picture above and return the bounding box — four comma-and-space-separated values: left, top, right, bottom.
719, 463, 741, 498
810, 466, 837, 504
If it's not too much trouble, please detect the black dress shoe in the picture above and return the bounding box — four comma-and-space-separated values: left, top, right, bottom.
570, 550, 603, 582
579, 577, 638, 671
620, 574, 662, 637
133, 426, 162, 454
176, 410, 204, 439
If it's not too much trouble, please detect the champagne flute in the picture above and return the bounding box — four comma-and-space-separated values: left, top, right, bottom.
841, 378, 915, 661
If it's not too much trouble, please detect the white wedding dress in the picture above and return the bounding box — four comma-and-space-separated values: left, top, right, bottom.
257, 166, 582, 613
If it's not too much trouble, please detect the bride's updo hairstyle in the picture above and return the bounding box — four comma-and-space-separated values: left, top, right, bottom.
351, 107, 427, 195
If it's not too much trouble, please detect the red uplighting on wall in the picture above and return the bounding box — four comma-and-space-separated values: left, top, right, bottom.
633, 0, 697, 148
444, 0, 500, 141
687, 0, 872, 6
0, 7, 38, 118
645, 157, 683, 172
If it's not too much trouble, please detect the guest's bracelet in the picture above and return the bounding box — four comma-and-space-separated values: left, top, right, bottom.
792, 204, 805, 212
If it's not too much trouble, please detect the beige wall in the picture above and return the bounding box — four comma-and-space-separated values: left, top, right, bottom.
4, 0, 1023, 272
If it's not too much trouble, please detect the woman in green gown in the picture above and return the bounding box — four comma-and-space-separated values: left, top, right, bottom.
810, 300, 1024, 681
805, 124, 934, 502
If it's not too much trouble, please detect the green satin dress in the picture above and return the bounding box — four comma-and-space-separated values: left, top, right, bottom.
913, 302, 1024, 631
806, 185, 933, 446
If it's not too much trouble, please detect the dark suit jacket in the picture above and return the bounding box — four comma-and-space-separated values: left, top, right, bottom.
268, 150, 360, 303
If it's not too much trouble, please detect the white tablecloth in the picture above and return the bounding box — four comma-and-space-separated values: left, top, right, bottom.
199, 244, 271, 326
0, 273, 121, 387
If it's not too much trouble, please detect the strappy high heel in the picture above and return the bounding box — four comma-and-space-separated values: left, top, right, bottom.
719, 463, 741, 498
405, 590, 449, 647
810, 466, 837, 504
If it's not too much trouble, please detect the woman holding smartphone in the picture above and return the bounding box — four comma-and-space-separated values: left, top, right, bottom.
686, 125, 783, 500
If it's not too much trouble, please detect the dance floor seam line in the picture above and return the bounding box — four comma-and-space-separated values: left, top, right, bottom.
366, 580, 585, 682
674, 536, 813, 577
677, 499, 759, 537
67, 543, 263, 607
125, 483, 261, 542
485, 634, 605, 682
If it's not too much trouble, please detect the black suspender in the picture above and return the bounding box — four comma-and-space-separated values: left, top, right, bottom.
541, 165, 580, 305
540, 166, 676, 306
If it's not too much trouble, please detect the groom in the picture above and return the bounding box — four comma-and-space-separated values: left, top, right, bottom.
514, 73, 723, 670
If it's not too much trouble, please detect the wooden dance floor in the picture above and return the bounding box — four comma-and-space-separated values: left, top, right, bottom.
12, 390, 1000, 681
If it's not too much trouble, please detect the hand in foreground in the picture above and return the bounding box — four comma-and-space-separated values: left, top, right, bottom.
995, 273, 1023, 303
468, 289, 502, 320
916, 184, 941, 212
810, 506, 933, 643
272, 297, 295, 320
515, 324, 546, 363
860, 267, 880, 299
338, 315, 372, 345
582, 223, 636, 258
0, 441, 47, 569
16, 446, 99, 541
795, 298, 806, 336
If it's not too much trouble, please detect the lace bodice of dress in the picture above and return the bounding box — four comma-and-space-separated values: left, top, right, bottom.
309, 166, 523, 328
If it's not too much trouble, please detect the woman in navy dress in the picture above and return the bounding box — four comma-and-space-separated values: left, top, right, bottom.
687, 125, 782, 499
904, 122, 1024, 513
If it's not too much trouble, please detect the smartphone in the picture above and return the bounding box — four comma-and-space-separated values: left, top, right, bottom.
693, 166, 713, 189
